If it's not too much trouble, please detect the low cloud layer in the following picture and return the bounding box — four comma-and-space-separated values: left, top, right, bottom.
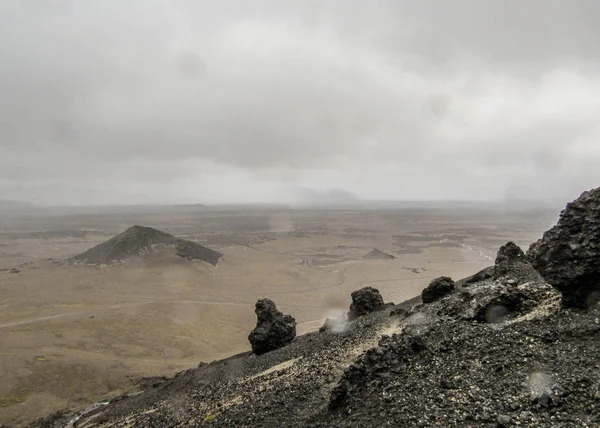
1, 1, 599, 205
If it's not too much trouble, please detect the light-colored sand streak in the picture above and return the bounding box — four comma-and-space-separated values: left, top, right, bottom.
0, 299, 336, 330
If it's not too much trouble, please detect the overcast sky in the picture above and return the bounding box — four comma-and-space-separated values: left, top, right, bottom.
1, 0, 599, 205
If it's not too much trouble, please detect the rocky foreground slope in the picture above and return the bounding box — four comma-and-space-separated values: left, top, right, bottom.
34, 188, 600, 427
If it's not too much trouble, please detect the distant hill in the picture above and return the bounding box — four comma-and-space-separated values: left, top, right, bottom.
292, 188, 360, 207
70, 225, 223, 266
169, 203, 208, 209
0, 199, 35, 211
363, 248, 396, 260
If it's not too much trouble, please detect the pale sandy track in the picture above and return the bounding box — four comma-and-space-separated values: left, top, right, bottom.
0, 299, 333, 330
0, 300, 241, 330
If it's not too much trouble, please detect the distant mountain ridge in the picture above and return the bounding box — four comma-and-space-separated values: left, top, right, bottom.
291, 188, 359, 207
70, 225, 223, 266
0, 199, 35, 211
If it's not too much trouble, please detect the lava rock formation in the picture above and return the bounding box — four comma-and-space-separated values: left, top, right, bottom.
248, 299, 296, 355
347, 287, 385, 320
421, 276, 455, 303
528, 187, 600, 308
494, 241, 527, 278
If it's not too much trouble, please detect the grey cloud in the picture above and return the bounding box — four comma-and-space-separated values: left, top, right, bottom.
0, 1, 599, 205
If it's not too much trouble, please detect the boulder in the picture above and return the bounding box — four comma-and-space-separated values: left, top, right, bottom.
497, 415, 512, 426
531, 386, 563, 408
494, 241, 526, 278
422, 276, 455, 303
528, 187, 600, 308
248, 299, 296, 355
347, 287, 385, 320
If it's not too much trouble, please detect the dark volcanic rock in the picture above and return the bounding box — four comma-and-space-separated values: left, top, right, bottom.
329, 332, 428, 410
70, 225, 223, 266
530, 379, 564, 408
439, 264, 558, 323
494, 241, 527, 278
362, 248, 396, 260
348, 287, 385, 320
248, 299, 296, 355
422, 276, 455, 303
463, 266, 494, 285
324, 306, 600, 428
497, 415, 512, 426
528, 187, 600, 308
472, 289, 532, 323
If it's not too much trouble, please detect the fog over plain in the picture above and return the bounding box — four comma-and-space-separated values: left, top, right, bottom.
1, 0, 599, 205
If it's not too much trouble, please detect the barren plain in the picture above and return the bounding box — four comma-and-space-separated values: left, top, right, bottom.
0, 203, 558, 425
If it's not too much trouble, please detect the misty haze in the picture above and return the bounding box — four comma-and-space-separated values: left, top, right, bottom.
0, 1, 599, 427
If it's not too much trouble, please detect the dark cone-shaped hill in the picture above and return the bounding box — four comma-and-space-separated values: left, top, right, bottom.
69, 225, 223, 266
362, 248, 396, 260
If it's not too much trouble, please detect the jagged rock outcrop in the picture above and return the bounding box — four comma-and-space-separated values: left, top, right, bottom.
70, 225, 223, 266
421, 276, 455, 303
494, 241, 527, 278
528, 187, 600, 308
347, 287, 385, 320
248, 299, 296, 355
437, 260, 555, 323
440, 278, 557, 323
362, 248, 396, 260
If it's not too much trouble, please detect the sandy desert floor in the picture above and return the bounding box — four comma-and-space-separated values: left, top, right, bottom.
0, 204, 559, 425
